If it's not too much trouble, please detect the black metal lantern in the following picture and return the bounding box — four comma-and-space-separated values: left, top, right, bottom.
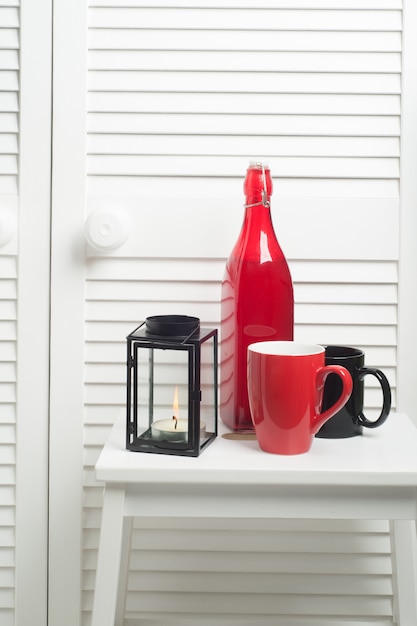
126, 315, 218, 456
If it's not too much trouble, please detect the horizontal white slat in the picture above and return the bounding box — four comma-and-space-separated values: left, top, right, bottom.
0, 383, 16, 403
0, 547, 14, 567
83, 512, 389, 534
0, 50, 18, 69
89, 0, 401, 8
0, 7, 18, 26
84, 382, 395, 412
0, 95, 18, 115
0, 302, 17, 319
0, 591, 13, 610
0, 445, 15, 465
296, 303, 396, 325
87, 135, 400, 158
0, 30, 19, 49
86, 257, 398, 284
87, 175, 399, 200
131, 528, 391, 553
0, 280, 16, 299
291, 260, 398, 284
89, 29, 401, 53
86, 301, 219, 323
128, 571, 392, 595
88, 71, 400, 95
295, 283, 397, 304
0, 526, 14, 547
88, 92, 400, 116
0, 114, 18, 133
0, 568, 13, 587
88, 112, 401, 136
89, 8, 401, 31
294, 324, 397, 346
0, 322, 16, 341
85, 301, 396, 327
0, 487, 14, 506
0, 177, 17, 195
123, 592, 393, 617
86, 280, 397, 306
84, 405, 121, 427
88, 154, 399, 178
0, 424, 15, 444
84, 342, 396, 368
0, 507, 14, 526
0, 467, 15, 486
83, 544, 392, 576
0, 135, 18, 155
84, 317, 398, 345
88, 51, 401, 73
0, 343, 16, 362
0, 72, 18, 92
85, 359, 396, 391
0, 156, 17, 175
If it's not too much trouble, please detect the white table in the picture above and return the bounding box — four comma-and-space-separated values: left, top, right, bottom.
91, 412, 417, 626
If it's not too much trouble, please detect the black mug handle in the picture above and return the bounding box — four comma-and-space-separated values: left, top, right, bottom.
357, 367, 391, 428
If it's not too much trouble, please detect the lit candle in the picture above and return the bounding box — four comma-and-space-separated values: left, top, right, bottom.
151, 415, 189, 442
151, 385, 188, 442
150, 386, 206, 442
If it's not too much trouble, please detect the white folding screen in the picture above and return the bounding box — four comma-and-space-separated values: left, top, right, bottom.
79, 1, 403, 625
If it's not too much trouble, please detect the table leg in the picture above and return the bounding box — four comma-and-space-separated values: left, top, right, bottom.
91, 485, 126, 626
390, 520, 417, 626
115, 516, 133, 626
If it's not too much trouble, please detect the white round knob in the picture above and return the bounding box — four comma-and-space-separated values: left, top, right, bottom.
84, 207, 130, 251
0, 206, 17, 247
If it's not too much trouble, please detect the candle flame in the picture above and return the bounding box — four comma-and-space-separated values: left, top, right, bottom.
172, 386, 179, 429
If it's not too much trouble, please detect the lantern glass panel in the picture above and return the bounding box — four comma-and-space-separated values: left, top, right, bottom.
200, 337, 217, 438
134, 345, 191, 443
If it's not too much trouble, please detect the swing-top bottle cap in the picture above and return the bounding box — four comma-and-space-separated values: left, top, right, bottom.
249, 160, 269, 169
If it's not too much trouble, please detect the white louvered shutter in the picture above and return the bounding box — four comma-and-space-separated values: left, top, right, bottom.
78, 1, 402, 625
0, 3, 19, 623
0, 2, 51, 625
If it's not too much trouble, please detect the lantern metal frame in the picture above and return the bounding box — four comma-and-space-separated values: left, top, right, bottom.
126, 315, 218, 457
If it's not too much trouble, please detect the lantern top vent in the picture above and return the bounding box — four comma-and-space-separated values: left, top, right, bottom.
145, 315, 200, 339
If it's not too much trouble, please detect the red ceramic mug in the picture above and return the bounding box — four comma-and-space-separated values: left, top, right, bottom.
247, 342, 353, 455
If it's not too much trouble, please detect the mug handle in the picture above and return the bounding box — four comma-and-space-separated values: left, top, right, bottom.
311, 365, 353, 435
356, 368, 391, 428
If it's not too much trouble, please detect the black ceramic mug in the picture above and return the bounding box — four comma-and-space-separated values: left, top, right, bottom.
316, 346, 391, 439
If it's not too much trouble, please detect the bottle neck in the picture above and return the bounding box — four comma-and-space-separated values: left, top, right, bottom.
243, 163, 272, 211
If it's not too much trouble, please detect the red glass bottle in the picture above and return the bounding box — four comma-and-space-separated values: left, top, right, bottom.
220, 162, 294, 431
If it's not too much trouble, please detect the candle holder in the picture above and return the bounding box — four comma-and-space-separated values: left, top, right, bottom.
126, 315, 218, 456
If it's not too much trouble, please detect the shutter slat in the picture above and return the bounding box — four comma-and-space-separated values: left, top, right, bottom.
88, 113, 401, 137
88, 155, 399, 179
89, 29, 401, 52
89, 0, 401, 8
88, 135, 400, 158
88, 92, 400, 115
89, 51, 401, 72
89, 8, 401, 31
